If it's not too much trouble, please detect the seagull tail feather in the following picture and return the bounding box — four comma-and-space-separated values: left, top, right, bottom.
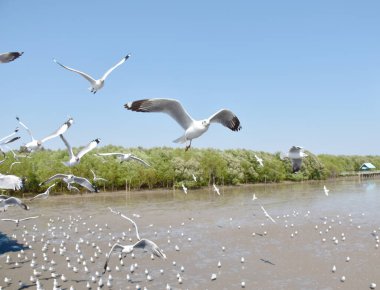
173, 135, 187, 144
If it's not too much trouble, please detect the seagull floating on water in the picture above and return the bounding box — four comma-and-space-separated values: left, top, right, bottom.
0, 52, 23, 63
30, 184, 56, 201
1, 216, 39, 227
282, 146, 308, 173
96, 152, 150, 167
125, 98, 242, 151
39, 174, 98, 192
60, 134, 100, 167
16, 116, 74, 152
53, 54, 130, 93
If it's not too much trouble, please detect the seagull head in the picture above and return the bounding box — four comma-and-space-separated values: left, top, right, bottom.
94, 138, 101, 144
201, 119, 210, 127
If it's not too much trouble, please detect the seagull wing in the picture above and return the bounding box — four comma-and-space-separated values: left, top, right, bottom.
208, 109, 242, 131
77, 139, 100, 159
1, 218, 17, 222
19, 216, 39, 221
40, 118, 74, 143
59, 134, 75, 159
101, 54, 130, 81
260, 205, 276, 223
39, 174, 68, 186
133, 239, 166, 259
54, 59, 97, 85
3, 197, 29, 210
125, 98, 194, 130
90, 169, 96, 179
119, 213, 141, 240
103, 243, 125, 273
16, 117, 35, 141
72, 176, 97, 192
129, 155, 150, 167
0, 52, 23, 63
0, 127, 19, 143
0, 174, 23, 190
291, 158, 303, 173
96, 152, 124, 157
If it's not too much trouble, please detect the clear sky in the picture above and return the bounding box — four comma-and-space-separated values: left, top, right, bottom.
1, 0, 379, 155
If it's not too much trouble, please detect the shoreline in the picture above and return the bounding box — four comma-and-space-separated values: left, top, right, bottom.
17, 174, 371, 200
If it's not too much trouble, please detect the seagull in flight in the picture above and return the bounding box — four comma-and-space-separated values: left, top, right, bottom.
16, 116, 74, 152
254, 154, 264, 167
39, 174, 98, 192
53, 54, 130, 93
0, 52, 23, 63
323, 185, 329, 196
1, 216, 39, 227
0, 173, 23, 190
260, 205, 276, 223
95, 152, 150, 167
0, 127, 20, 158
213, 183, 220, 195
181, 183, 188, 195
252, 193, 258, 201
60, 134, 100, 167
90, 170, 108, 183
125, 98, 242, 151
0, 196, 29, 211
192, 174, 197, 182
103, 239, 166, 273
282, 146, 308, 173
30, 184, 56, 201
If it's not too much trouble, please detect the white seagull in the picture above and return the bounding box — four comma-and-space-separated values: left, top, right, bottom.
1, 216, 39, 227
95, 152, 150, 167
181, 183, 188, 195
39, 174, 98, 192
124, 98, 242, 151
0, 173, 23, 190
90, 170, 108, 182
260, 205, 276, 223
30, 184, 56, 201
213, 183, 220, 195
254, 154, 264, 167
252, 193, 258, 201
60, 134, 100, 167
103, 239, 166, 273
0, 52, 23, 63
323, 185, 329, 196
0, 196, 29, 211
53, 54, 130, 93
282, 146, 308, 173
192, 174, 197, 182
16, 116, 74, 151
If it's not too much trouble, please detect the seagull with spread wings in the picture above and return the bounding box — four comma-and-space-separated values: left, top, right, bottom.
96, 152, 150, 166
0, 127, 20, 159
0, 173, 23, 190
30, 184, 56, 201
60, 134, 100, 167
2, 216, 39, 227
282, 146, 308, 173
90, 169, 108, 183
125, 98, 242, 151
53, 54, 130, 93
0, 196, 29, 211
255, 154, 264, 167
39, 174, 98, 192
103, 240, 166, 273
16, 116, 74, 152
0, 52, 23, 63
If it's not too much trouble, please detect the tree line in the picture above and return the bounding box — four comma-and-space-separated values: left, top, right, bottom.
1, 145, 380, 194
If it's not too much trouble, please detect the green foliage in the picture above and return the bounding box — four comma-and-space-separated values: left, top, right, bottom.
1, 145, 379, 194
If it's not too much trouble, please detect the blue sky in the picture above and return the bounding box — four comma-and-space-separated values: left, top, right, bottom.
1, 0, 379, 155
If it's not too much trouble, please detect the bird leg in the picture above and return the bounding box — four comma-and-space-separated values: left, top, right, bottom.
185, 140, 192, 151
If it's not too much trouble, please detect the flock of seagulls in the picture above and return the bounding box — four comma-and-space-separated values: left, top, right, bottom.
2, 49, 367, 289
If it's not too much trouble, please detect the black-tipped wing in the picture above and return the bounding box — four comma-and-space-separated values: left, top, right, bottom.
41, 118, 74, 143
208, 109, 242, 131
72, 176, 98, 192
101, 54, 130, 80
133, 239, 166, 259
125, 98, 194, 130
77, 139, 100, 159
0, 52, 23, 63
1, 197, 29, 210
39, 174, 69, 186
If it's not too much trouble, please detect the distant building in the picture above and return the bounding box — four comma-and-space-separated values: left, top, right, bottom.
359, 163, 376, 171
